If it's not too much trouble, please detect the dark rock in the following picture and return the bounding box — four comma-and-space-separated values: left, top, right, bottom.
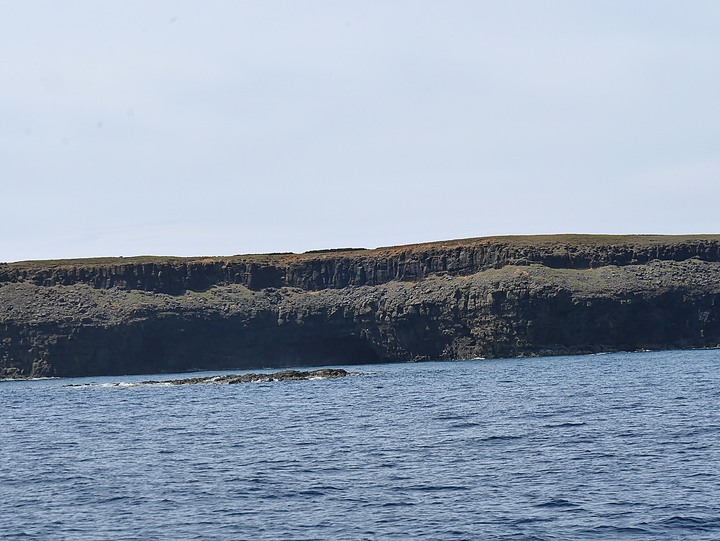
167, 368, 350, 385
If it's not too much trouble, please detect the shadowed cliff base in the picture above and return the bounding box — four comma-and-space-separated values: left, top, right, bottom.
2, 234, 720, 378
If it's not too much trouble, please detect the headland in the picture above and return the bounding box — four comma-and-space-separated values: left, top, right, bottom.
2, 234, 719, 378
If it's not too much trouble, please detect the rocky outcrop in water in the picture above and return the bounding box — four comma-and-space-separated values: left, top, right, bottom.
63, 368, 352, 387
2, 235, 720, 378
163, 368, 350, 385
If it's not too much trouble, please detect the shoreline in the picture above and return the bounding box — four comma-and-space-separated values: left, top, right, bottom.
3, 345, 719, 382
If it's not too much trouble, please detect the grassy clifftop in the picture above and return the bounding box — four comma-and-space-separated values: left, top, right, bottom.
5, 234, 720, 268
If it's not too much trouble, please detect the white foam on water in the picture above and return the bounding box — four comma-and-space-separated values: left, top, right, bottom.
0, 376, 60, 382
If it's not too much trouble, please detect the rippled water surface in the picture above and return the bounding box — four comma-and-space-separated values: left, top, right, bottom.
2, 350, 720, 540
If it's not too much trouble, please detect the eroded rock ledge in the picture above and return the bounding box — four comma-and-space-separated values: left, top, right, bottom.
3, 234, 720, 378
3, 234, 719, 294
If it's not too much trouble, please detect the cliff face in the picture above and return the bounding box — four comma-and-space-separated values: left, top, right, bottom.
3, 235, 720, 293
2, 235, 720, 378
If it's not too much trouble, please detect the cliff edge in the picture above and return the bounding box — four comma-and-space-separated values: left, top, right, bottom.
2, 234, 719, 378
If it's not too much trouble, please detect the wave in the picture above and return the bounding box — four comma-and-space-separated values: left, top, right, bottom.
543, 421, 587, 428
533, 498, 579, 509
475, 434, 525, 442
658, 516, 720, 530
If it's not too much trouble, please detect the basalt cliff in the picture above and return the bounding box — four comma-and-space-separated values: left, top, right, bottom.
2, 235, 720, 378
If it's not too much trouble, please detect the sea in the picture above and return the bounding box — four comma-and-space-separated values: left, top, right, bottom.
1, 349, 719, 540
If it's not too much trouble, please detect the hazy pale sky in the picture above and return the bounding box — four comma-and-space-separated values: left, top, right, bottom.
2, 1, 719, 262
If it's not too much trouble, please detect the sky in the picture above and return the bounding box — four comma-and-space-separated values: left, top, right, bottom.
2, 1, 719, 262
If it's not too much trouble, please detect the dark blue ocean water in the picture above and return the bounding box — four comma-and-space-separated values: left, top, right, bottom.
2, 350, 720, 540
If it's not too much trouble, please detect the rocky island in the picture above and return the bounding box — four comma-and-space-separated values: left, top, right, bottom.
2, 234, 720, 378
